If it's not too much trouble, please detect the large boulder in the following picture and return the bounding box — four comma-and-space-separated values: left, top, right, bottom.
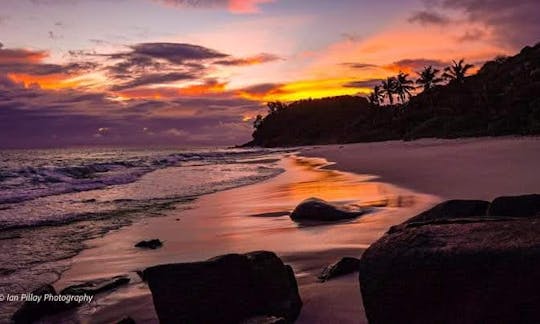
488, 194, 540, 217
359, 204, 540, 324
290, 197, 364, 222
143, 251, 302, 324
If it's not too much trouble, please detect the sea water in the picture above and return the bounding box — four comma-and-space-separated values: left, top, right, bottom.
0, 146, 288, 321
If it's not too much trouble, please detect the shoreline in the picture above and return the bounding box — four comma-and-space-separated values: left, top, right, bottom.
48, 154, 435, 323
301, 136, 540, 200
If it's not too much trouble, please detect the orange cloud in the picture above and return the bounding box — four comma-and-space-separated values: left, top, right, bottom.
0, 48, 48, 64
7, 73, 82, 90
115, 81, 228, 100
178, 81, 227, 95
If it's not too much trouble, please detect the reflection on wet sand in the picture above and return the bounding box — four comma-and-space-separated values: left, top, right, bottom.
53, 155, 439, 323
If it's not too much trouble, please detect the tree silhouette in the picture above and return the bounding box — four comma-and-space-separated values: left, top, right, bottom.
395, 72, 416, 103
253, 114, 263, 129
442, 59, 474, 84
381, 77, 397, 105
416, 65, 443, 92
368, 85, 384, 106
267, 101, 287, 114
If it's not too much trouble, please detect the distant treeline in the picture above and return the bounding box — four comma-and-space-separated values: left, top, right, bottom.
244, 43, 540, 147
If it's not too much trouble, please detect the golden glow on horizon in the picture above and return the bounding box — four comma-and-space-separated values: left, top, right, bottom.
237, 78, 371, 102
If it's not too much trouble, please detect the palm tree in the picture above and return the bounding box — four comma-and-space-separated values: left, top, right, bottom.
442, 59, 474, 84
367, 85, 384, 106
381, 77, 397, 105
416, 65, 443, 92
395, 72, 416, 103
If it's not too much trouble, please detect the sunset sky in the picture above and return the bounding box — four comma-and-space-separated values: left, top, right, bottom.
1, 0, 539, 148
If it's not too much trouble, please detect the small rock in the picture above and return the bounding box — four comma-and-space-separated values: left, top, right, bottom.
318, 257, 361, 282
135, 239, 163, 249
290, 197, 364, 222
488, 194, 540, 217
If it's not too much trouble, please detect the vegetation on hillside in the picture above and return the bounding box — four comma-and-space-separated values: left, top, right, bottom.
245, 43, 540, 147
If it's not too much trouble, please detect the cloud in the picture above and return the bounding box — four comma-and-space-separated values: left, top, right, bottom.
0, 76, 260, 148
385, 58, 449, 73
343, 79, 384, 89
123, 42, 228, 64
457, 28, 485, 42
163, 128, 189, 137
214, 53, 281, 66
110, 72, 197, 91
408, 10, 450, 25
0, 45, 48, 64
153, 0, 275, 14
425, 0, 540, 48
341, 62, 379, 70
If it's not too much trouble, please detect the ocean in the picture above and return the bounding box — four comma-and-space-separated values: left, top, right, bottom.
0, 147, 287, 321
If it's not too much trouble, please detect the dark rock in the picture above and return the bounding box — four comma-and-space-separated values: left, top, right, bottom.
488, 194, 540, 217
406, 199, 490, 223
134, 239, 163, 249
144, 251, 302, 324
290, 197, 364, 222
388, 199, 490, 234
60, 275, 130, 296
117, 316, 136, 324
359, 215, 540, 324
12, 285, 72, 324
318, 257, 360, 282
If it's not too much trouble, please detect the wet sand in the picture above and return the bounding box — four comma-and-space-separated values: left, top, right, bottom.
53, 155, 437, 323
303, 137, 540, 200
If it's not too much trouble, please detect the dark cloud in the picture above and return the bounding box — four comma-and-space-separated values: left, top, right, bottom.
214, 53, 281, 66
115, 42, 229, 64
389, 58, 448, 71
423, 0, 540, 48
240, 83, 283, 95
110, 72, 197, 91
408, 10, 450, 25
342, 62, 378, 69
457, 28, 485, 42
0, 79, 259, 148
343, 79, 384, 89
0, 41, 272, 148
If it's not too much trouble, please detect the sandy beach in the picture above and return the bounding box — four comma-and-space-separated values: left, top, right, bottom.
303, 137, 540, 200
34, 136, 540, 323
